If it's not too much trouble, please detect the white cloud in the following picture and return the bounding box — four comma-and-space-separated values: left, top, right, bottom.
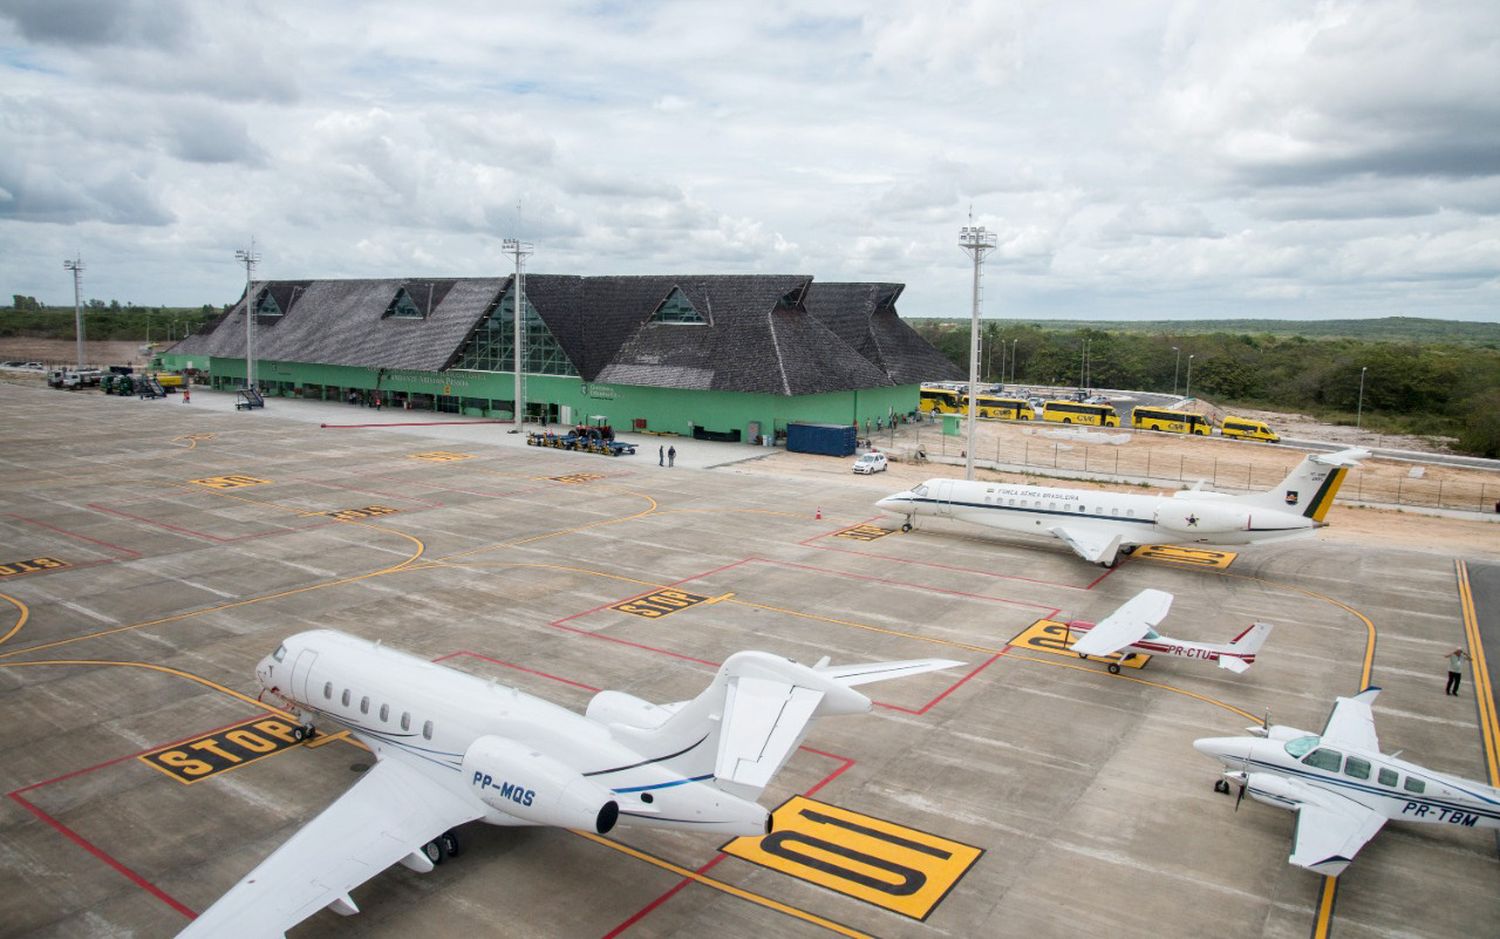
0, 0, 1495, 321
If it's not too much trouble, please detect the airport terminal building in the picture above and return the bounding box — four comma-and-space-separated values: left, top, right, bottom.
163, 274, 961, 443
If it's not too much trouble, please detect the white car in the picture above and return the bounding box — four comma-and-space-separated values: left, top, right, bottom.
852, 452, 888, 474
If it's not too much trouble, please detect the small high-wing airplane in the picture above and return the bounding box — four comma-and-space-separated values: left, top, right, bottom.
180, 630, 960, 937
876, 447, 1369, 567
1194, 687, 1500, 876
1064, 588, 1272, 674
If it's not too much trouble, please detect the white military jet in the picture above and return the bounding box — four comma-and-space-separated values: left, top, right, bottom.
180, 630, 960, 937
876, 448, 1368, 567
1194, 687, 1500, 876
1064, 588, 1273, 674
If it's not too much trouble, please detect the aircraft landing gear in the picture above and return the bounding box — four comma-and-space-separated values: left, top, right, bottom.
901, 521, 913, 533
1213, 779, 1231, 794
292, 723, 316, 742
1107, 663, 1121, 675
421, 830, 462, 866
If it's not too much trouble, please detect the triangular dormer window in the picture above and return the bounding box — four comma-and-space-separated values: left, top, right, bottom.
385, 288, 425, 319
651, 287, 706, 324
254, 290, 283, 317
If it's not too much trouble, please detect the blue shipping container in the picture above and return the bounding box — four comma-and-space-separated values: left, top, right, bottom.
786, 422, 858, 457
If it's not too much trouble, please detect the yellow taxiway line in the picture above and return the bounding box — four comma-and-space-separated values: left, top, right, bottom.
0, 592, 28, 646
1456, 560, 1500, 785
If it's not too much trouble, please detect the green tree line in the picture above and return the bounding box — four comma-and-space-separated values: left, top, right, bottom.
913, 321, 1500, 458
1, 304, 223, 343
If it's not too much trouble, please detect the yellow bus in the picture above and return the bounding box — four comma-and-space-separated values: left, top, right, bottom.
965, 395, 1035, 420
1130, 406, 1212, 435
1220, 416, 1280, 442
919, 386, 964, 414
1041, 400, 1120, 427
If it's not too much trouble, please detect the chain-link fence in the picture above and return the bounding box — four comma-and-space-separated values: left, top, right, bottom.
907, 428, 1499, 514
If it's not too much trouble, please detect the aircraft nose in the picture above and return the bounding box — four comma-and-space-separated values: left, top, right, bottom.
1193, 736, 1249, 765
875, 492, 911, 513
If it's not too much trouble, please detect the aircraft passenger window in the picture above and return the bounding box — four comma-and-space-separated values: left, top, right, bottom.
401, 712, 411, 731
1112, 508, 1120, 516
1303, 748, 1342, 771
341, 689, 351, 707
359, 696, 370, 714
1403, 777, 1426, 794
272, 645, 287, 663
1126, 509, 1135, 517
379, 703, 389, 722
1377, 768, 1398, 787
323, 681, 332, 700
422, 720, 434, 740
1343, 757, 1371, 780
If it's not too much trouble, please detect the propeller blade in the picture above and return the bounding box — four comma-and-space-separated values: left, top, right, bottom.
1234, 782, 1246, 812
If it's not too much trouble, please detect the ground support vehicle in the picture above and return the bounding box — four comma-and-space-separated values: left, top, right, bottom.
527, 430, 636, 456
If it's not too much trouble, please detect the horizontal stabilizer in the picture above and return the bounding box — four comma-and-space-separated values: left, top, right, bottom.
1048, 526, 1123, 566
814, 657, 964, 687
1218, 656, 1251, 674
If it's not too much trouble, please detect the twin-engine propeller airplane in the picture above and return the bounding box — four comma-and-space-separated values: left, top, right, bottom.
179, 630, 961, 937
1064, 588, 1272, 674
876, 447, 1369, 567
1194, 687, 1500, 876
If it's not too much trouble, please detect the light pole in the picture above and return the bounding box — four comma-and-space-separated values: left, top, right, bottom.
1171, 346, 1180, 396
235, 241, 260, 390
63, 255, 85, 368
1356, 366, 1367, 429
1079, 338, 1090, 393
1185, 354, 1195, 399
959, 223, 997, 481
1010, 338, 1018, 384
503, 237, 534, 432
997, 333, 1006, 389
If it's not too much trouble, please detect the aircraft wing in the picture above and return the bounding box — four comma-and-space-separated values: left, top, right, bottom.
1068, 589, 1174, 658
1288, 795, 1388, 876
178, 752, 483, 938
1319, 687, 1381, 752
1047, 524, 1124, 565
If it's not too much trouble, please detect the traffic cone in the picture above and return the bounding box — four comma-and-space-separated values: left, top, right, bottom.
815, 506, 822, 519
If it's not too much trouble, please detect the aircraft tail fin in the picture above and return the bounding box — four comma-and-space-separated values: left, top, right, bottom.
595, 652, 960, 801
1232, 448, 1368, 521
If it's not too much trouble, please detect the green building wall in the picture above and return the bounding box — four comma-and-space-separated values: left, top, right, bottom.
159, 351, 919, 443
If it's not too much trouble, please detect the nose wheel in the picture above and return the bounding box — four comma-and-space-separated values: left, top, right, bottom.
901, 520, 913, 532
1213, 779, 1231, 794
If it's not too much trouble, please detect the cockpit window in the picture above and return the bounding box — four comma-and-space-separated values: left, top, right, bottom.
912, 484, 928, 497
272, 645, 287, 663
1284, 735, 1319, 758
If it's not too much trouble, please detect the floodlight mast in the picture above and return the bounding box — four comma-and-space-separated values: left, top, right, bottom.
235, 240, 261, 390
958, 224, 997, 481
63, 255, 85, 368
503, 237, 533, 433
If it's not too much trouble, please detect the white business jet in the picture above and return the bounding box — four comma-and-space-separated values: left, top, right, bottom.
180, 629, 960, 937
876, 448, 1368, 567
1194, 687, 1500, 876
1064, 588, 1272, 674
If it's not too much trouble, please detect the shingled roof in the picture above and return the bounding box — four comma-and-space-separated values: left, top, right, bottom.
804, 282, 965, 384
172, 273, 956, 395
172, 278, 507, 372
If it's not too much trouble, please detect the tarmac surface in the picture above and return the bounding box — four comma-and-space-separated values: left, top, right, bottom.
2, 384, 1498, 939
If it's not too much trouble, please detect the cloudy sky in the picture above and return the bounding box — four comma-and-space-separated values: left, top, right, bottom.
2, 1, 1497, 320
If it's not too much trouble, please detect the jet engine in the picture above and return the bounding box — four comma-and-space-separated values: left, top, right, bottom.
585, 690, 673, 730
462, 735, 619, 833
1154, 501, 1254, 535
